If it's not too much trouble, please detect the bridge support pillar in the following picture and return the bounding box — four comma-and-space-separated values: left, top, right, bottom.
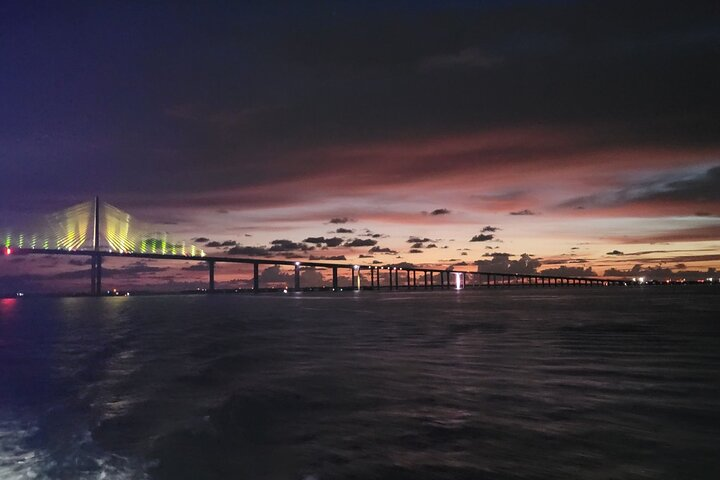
388, 269, 392, 290
90, 255, 96, 295
370, 268, 375, 289
351, 267, 356, 291
395, 269, 399, 290
413, 270, 417, 288
90, 254, 103, 296
253, 263, 259, 293
332, 267, 338, 291
208, 260, 215, 292
295, 263, 301, 291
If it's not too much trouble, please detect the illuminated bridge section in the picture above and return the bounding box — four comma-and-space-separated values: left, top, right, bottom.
1, 200, 205, 257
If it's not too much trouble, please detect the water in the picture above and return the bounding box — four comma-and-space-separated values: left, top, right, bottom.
1, 288, 719, 479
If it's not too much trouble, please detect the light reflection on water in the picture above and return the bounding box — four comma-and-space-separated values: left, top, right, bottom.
1, 288, 719, 479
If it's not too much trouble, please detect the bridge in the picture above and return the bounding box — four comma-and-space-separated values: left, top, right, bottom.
1, 198, 626, 295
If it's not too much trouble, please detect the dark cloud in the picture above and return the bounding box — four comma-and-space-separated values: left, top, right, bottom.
182, 263, 209, 271
609, 225, 720, 244
603, 265, 717, 281
358, 254, 374, 258
335, 228, 354, 234
430, 208, 451, 216
220, 240, 237, 247
607, 250, 624, 255
205, 241, 222, 247
426, 243, 438, 248
481, 226, 499, 233
408, 249, 423, 253
324, 237, 344, 247
329, 217, 354, 224
470, 234, 494, 242
540, 266, 597, 277
303, 236, 327, 245
345, 238, 377, 247
420, 47, 501, 71
227, 245, 271, 257
68, 258, 92, 266
269, 239, 308, 252
115, 261, 170, 275
386, 262, 416, 269
564, 165, 720, 211
194, 237, 210, 243
309, 255, 347, 261
410, 242, 423, 249
368, 246, 397, 254
1, 0, 719, 210
407, 236, 432, 243
474, 253, 541, 274
509, 209, 537, 216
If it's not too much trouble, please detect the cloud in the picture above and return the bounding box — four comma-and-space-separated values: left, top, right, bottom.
603, 265, 717, 281
227, 245, 271, 256
481, 226, 499, 233
303, 236, 344, 247
420, 47, 502, 71
509, 209, 537, 216
324, 237, 344, 247
182, 263, 209, 271
407, 236, 432, 243
309, 255, 347, 261
358, 254, 374, 258
474, 253, 541, 274
408, 249, 423, 253
368, 246, 397, 254
470, 234, 494, 242
430, 208, 451, 216
303, 237, 326, 245
269, 239, 308, 252
426, 243, 438, 248
607, 250, 624, 255
564, 165, 720, 213
345, 238, 377, 247
540, 266, 597, 277
335, 228, 354, 233
205, 241, 222, 247
608, 225, 720, 244
115, 261, 170, 275
329, 217, 354, 224
68, 258, 92, 266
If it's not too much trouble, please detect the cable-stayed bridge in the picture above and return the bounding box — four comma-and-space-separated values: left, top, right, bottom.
2, 198, 625, 295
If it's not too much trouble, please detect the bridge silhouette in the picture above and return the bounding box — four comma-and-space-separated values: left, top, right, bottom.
2, 198, 626, 295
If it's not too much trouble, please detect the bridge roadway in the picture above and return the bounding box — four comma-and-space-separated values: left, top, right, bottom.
9, 247, 626, 295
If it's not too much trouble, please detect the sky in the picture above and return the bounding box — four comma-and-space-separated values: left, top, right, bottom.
1, 0, 719, 292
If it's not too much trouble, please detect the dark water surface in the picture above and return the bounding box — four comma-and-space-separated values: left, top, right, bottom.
1, 288, 719, 479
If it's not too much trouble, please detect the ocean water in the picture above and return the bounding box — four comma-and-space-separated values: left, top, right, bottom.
1, 287, 719, 480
